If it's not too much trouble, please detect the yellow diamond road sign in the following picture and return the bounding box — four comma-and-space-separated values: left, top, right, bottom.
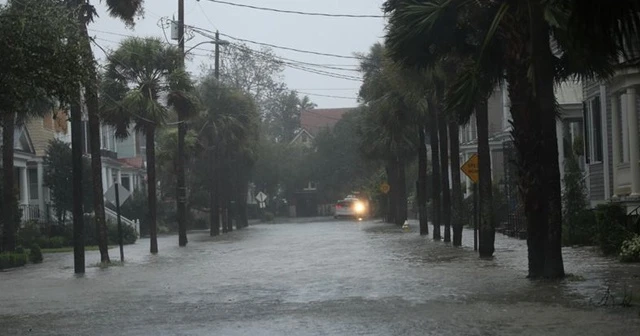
380, 182, 390, 194
461, 153, 479, 184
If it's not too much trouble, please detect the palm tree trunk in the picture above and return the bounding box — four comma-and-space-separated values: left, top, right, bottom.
70, 99, 85, 273
532, 6, 564, 279
475, 99, 495, 258
395, 157, 407, 226
77, 22, 110, 263
1, 113, 17, 252
449, 122, 463, 246
439, 116, 451, 242
177, 113, 188, 246
418, 128, 429, 236
386, 161, 397, 224
209, 146, 220, 236
429, 114, 442, 240
146, 126, 158, 254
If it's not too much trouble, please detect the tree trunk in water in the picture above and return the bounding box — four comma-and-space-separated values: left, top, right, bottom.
395, 158, 407, 226
71, 99, 85, 273
386, 163, 397, 224
449, 122, 463, 246
176, 112, 188, 246
209, 147, 220, 236
501, 8, 564, 278
418, 128, 429, 236
77, 23, 110, 263
1, 114, 17, 252
236, 178, 249, 229
146, 126, 158, 254
475, 99, 495, 258
429, 114, 442, 240
439, 116, 451, 242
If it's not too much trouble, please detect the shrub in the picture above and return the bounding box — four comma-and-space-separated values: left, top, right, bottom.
563, 209, 597, 246
17, 221, 43, 248
0, 252, 28, 269
106, 222, 138, 245
48, 236, 66, 249
29, 244, 43, 263
620, 235, 640, 262
595, 203, 634, 255
261, 211, 274, 222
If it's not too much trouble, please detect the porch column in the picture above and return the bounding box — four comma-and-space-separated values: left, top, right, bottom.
102, 166, 108, 194
128, 173, 134, 193
116, 170, 122, 185
20, 167, 28, 204
627, 87, 640, 196
611, 93, 621, 197
37, 162, 45, 215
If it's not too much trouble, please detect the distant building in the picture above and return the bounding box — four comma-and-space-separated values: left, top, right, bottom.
290, 108, 354, 147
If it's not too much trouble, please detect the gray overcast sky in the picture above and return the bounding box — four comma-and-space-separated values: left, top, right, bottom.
88, 0, 387, 108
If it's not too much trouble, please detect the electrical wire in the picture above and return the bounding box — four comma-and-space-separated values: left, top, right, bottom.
194, 0, 384, 18
188, 25, 363, 60
297, 92, 358, 100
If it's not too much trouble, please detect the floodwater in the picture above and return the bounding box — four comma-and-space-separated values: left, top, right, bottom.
1, 219, 639, 335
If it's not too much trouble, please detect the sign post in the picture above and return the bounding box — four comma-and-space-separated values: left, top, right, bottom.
105, 183, 131, 262
461, 154, 479, 251
115, 183, 124, 262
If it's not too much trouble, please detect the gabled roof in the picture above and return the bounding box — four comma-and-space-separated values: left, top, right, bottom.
290, 128, 314, 145
299, 108, 354, 136
14, 126, 35, 154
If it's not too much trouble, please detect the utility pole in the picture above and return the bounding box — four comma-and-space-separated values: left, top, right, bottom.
176, 0, 188, 247
70, 98, 85, 273
210, 30, 222, 236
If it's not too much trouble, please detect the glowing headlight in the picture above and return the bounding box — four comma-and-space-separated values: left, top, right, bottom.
354, 202, 365, 213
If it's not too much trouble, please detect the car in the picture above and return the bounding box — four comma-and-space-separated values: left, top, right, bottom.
334, 197, 368, 220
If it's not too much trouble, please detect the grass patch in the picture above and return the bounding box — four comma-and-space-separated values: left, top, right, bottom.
94, 260, 125, 269
41, 246, 103, 253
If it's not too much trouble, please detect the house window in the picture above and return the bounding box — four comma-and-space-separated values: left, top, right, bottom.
121, 175, 131, 191
28, 168, 38, 200
583, 97, 603, 163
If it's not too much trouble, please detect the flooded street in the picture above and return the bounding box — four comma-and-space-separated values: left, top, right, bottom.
1, 219, 639, 335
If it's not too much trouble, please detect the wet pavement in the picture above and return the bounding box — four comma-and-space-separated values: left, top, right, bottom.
1, 219, 640, 335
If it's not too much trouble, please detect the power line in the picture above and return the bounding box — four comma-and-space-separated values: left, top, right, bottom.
297, 92, 358, 100
188, 25, 362, 60
195, 0, 384, 18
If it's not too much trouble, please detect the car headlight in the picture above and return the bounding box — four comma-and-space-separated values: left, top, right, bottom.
354, 202, 365, 213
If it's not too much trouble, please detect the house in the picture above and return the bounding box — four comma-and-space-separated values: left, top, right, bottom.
581, 52, 640, 212
290, 107, 355, 216
2, 107, 146, 225
290, 108, 354, 147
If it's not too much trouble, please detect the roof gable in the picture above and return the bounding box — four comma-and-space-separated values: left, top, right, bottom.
299, 108, 354, 136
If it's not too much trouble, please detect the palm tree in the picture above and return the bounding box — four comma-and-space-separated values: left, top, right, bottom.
1, 0, 87, 252
68, 0, 144, 263
197, 72, 258, 235
101, 37, 181, 254
384, 0, 640, 277
167, 69, 199, 246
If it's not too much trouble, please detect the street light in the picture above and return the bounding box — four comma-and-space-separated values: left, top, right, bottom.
185, 38, 230, 55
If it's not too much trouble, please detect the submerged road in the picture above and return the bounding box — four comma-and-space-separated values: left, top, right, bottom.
1, 219, 639, 335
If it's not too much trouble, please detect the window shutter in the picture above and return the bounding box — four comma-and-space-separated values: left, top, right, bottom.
593, 97, 603, 162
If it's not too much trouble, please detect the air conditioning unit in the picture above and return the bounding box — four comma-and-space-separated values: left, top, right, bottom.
171, 21, 179, 40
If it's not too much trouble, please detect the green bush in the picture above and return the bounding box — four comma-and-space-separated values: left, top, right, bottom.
16, 221, 43, 248
0, 252, 28, 269
563, 209, 597, 246
106, 222, 138, 245
29, 244, 43, 263
48, 236, 66, 249
620, 235, 640, 262
261, 211, 274, 222
595, 203, 634, 255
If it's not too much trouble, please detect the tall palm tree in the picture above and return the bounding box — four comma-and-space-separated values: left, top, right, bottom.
197, 72, 258, 235
449, 121, 463, 246
1, 0, 87, 252
167, 69, 199, 246
69, 0, 144, 263
101, 37, 181, 254
384, 0, 640, 277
